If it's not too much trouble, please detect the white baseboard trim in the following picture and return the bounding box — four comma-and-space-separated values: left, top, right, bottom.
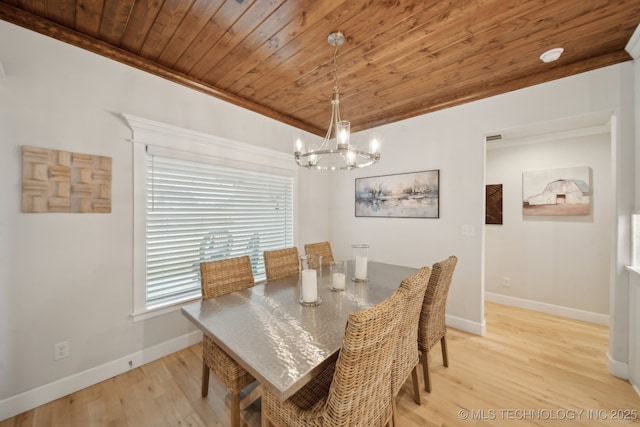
446, 314, 486, 336
606, 352, 630, 380
0, 330, 202, 422
485, 292, 609, 326
633, 382, 640, 398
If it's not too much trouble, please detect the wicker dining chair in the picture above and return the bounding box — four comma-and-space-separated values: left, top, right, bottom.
391, 266, 432, 424
304, 241, 334, 267
419, 255, 458, 393
200, 255, 257, 427
263, 247, 300, 281
261, 285, 407, 427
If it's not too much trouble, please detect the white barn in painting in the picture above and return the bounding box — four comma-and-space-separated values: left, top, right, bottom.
526, 179, 590, 206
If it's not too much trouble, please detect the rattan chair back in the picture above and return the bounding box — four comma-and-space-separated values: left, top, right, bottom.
419, 256, 457, 353
304, 241, 334, 267
392, 267, 431, 397
199, 255, 257, 427
200, 255, 255, 299
264, 247, 300, 281
261, 284, 406, 427
418, 255, 457, 393
322, 286, 406, 426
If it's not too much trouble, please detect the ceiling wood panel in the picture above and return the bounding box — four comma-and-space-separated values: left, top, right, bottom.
119, 0, 163, 54
46, 0, 75, 28
75, 0, 103, 37
208, 0, 314, 90
100, 0, 135, 46
189, 0, 286, 80
139, 0, 195, 61
172, 0, 248, 74
155, 0, 223, 68
1, 0, 638, 136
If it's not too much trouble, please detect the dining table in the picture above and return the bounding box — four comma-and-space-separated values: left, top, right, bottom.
181, 260, 419, 401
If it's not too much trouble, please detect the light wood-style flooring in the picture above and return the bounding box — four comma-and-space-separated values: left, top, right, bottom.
2, 302, 639, 426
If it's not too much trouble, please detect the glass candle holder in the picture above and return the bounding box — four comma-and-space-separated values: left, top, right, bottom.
299, 254, 322, 306
352, 244, 369, 282
330, 261, 347, 291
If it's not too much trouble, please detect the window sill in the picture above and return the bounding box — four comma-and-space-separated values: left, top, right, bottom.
131, 296, 201, 322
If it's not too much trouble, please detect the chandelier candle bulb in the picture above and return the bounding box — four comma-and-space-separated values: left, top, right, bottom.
337, 120, 350, 147
346, 149, 356, 167
369, 132, 381, 155
294, 134, 304, 154
308, 151, 318, 167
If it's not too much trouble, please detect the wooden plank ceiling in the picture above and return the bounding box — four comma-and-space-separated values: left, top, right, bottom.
1, 1, 639, 136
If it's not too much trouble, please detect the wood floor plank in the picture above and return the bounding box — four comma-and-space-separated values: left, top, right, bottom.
1, 302, 638, 426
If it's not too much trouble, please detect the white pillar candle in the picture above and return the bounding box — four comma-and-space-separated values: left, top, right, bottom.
301, 269, 318, 302
332, 272, 346, 290
355, 255, 368, 280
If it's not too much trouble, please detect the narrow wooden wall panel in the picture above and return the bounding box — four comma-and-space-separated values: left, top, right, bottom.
22, 145, 112, 213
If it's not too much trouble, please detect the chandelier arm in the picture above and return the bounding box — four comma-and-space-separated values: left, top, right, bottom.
318, 103, 336, 151
296, 148, 377, 170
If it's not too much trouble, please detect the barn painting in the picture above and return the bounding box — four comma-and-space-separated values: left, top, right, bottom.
522, 166, 591, 216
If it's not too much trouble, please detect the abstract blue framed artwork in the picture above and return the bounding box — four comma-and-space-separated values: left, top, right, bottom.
355, 170, 439, 218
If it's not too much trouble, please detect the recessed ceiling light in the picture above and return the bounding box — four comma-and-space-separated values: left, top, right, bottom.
540, 47, 564, 63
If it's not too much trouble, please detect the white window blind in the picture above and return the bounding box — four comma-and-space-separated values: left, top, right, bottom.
145, 153, 294, 309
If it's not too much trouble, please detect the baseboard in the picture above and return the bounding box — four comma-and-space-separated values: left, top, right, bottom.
485, 292, 609, 326
606, 352, 630, 380
0, 330, 202, 422
446, 313, 486, 336
633, 382, 640, 398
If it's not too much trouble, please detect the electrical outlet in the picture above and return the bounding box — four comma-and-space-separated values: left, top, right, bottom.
54, 341, 70, 360
502, 277, 511, 287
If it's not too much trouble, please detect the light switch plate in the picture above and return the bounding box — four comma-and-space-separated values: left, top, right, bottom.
461, 225, 475, 236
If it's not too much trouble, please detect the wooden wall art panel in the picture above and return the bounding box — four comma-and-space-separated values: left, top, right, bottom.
485, 184, 503, 225
22, 146, 112, 213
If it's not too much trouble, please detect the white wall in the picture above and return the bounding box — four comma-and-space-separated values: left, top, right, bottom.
328, 61, 635, 344
0, 20, 328, 418
328, 114, 488, 334
0, 18, 637, 419
632, 29, 640, 211
485, 130, 612, 321
627, 26, 640, 395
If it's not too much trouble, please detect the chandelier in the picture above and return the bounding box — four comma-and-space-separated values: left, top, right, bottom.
294, 31, 381, 170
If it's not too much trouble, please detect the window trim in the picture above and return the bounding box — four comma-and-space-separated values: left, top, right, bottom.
123, 114, 297, 320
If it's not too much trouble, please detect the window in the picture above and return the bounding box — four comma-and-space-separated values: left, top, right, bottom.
125, 114, 297, 318
146, 154, 293, 308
